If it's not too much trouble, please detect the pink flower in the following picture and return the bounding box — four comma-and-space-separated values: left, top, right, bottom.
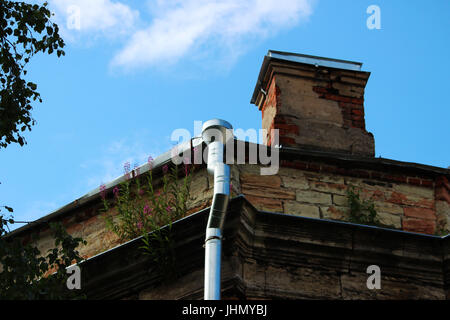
166, 206, 172, 212
137, 221, 143, 230
144, 204, 152, 215
100, 184, 106, 200
162, 164, 169, 174
138, 188, 145, 196
113, 186, 119, 198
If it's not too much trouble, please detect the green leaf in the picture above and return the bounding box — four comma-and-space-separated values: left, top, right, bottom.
27, 82, 37, 90
0, 0, 66, 150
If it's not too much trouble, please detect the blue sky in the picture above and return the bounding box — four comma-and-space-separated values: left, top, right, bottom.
2, 0, 449, 228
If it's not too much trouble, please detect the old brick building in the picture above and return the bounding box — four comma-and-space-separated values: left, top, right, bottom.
9, 51, 450, 299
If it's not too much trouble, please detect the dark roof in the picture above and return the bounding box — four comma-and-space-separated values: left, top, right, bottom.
279, 145, 450, 177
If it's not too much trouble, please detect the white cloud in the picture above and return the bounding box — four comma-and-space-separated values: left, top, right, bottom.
48, 0, 139, 38
111, 0, 314, 69
46, 0, 314, 69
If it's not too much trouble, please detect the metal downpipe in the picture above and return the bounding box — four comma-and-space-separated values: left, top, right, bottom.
202, 119, 233, 300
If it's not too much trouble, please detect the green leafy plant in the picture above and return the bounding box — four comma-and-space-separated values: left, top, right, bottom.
1, 0, 66, 232
0, 1, 65, 148
140, 226, 178, 281
0, 217, 86, 300
346, 186, 379, 226
434, 227, 448, 237
102, 162, 192, 280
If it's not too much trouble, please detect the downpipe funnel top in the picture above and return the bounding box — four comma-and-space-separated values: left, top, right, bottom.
202, 119, 233, 145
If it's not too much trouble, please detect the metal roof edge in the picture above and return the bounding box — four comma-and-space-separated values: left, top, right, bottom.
268, 50, 363, 71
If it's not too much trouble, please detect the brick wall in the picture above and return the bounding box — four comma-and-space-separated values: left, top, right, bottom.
238, 163, 448, 235
20, 160, 449, 264
436, 176, 450, 234
258, 61, 375, 156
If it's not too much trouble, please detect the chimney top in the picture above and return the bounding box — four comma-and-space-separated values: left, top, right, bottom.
251, 50, 375, 157
251, 50, 364, 105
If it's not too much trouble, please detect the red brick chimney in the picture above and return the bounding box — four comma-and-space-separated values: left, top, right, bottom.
251, 51, 375, 157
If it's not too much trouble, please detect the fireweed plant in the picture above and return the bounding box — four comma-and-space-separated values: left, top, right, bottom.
100, 158, 192, 280
346, 186, 380, 226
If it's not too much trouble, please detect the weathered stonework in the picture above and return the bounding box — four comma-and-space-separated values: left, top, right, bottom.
238, 162, 447, 235
20, 153, 449, 268
284, 202, 320, 219
256, 60, 375, 156
435, 176, 450, 235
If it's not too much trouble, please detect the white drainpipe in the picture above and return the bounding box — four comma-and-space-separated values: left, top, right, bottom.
202, 119, 233, 300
